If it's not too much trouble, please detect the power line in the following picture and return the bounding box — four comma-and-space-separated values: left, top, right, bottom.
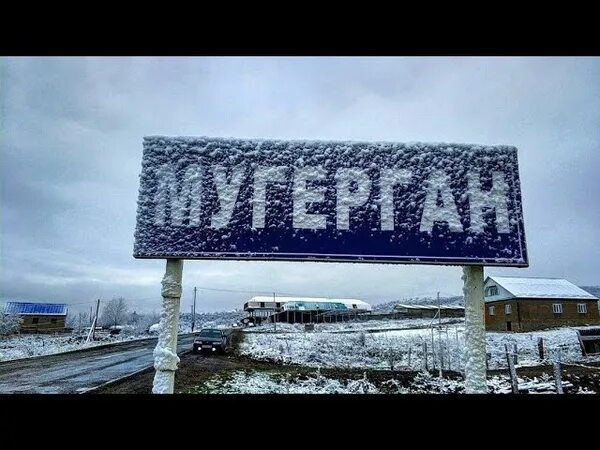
189, 284, 336, 298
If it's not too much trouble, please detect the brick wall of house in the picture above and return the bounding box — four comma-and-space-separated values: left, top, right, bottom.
20, 315, 66, 333
485, 299, 600, 332
485, 300, 520, 331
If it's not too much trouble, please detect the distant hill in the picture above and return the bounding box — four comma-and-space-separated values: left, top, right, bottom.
372, 295, 463, 312
580, 286, 600, 298
372, 286, 600, 313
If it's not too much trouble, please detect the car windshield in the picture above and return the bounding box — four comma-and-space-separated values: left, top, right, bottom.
199, 330, 222, 338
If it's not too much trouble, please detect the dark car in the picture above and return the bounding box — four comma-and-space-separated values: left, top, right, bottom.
192, 328, 229, 354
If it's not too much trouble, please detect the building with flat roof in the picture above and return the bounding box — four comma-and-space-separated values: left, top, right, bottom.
243, 296, 371, 324
393, 303, 465, 319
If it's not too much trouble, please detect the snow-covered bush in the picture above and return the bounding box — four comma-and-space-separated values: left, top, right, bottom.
0, 308, 22, 336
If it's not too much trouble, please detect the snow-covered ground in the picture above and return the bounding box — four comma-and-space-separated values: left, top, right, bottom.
240, 320, 600, 371
0, 332, 155, 362
188, 368, 594, 394
243, 317, 462, 334
190, 369, 380, 394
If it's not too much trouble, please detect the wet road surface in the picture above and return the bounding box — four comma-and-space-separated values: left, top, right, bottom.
0, 335, 196, 394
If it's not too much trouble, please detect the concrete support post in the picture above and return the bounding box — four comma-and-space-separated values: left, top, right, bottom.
152, 259, 184, 394
462, 265, 487, 394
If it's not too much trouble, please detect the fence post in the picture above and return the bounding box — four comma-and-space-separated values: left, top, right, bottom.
554, 351, 564, 394
576, 331, 587, 357
537, 337, 545, 362
513, 343, 518, 366
505, 344, 519, 394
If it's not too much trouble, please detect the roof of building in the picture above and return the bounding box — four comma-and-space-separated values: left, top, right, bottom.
486, 276, 598, 300
4, 302, 68, 316
284, 301, 351, 311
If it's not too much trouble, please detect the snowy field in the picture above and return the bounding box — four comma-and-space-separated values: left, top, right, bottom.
243, 317, 462, 334
240, 320, 600, 371
188, 368, 595, 394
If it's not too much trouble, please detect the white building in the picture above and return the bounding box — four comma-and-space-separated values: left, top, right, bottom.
243, 296, 372, 324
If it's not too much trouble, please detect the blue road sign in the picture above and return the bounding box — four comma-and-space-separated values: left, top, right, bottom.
134, 136, 528, 266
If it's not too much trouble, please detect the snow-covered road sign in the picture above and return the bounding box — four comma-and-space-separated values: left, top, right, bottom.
133, 136, 528, 266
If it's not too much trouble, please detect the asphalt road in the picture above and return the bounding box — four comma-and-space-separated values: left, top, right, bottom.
0, 334, 196, 394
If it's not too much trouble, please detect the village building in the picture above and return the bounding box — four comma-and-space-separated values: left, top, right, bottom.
243, 296, 371, 324
484, 276, 600, 332
393, 303, 465, 319
4, 302, 68, 333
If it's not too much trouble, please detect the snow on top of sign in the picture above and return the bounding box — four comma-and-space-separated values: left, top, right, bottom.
488, 276, 598, 300
143, 135, 517, 152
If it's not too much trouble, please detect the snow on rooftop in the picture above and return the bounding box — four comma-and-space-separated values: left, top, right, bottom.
247, 296, 370, 307
4, 302, 67, 316
488, 276, 598, 300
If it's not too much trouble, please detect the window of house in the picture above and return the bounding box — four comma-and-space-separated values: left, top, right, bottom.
260, 302, 265, 308
505, 304, 512, 315
489, 306, 495, 316
352, 304, 357, 309
32, 317, 39, 324
577, 304, 588, 314
552, 303, 563, 314
485, 286, 498, 297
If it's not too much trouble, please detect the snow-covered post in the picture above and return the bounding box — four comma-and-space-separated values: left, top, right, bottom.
553, 351, 563, 394
505, 343, 519, 394
462, 266, 487, 394
152, 259, 184, 394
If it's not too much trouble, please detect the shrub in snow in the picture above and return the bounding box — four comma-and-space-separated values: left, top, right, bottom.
346, 373, 379, 394
358, 332, 366, 346
0, 309, 22, 336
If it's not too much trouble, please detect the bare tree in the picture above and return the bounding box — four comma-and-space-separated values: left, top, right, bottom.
0, 307, 22, 336
65, 312, 77, 329
67, 312, 90, 333
100, 297, 129, 328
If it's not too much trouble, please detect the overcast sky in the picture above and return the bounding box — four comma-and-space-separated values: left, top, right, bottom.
1, 57, 599, 314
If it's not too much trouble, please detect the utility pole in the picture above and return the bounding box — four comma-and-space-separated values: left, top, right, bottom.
437, 291, 441, 327
192, 287, 197, 332
92, 299, 100, 341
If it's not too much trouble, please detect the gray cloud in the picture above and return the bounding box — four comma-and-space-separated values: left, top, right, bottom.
1, 57, 599, 313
